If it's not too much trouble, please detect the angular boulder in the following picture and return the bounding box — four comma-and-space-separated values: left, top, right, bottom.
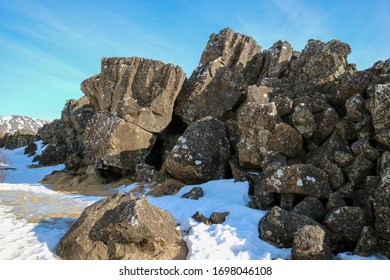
56, 193, 187, 260
371, 83, 390, 132
323, 206, 366, 242
259, 206, 323, 248
81, 57, 186, 133
175, 28, 262, 124
374, 175, 390, 239
83, 112, 155, 171
236, 102, 302, 167
292, 225, 333, 260
165, 117, 230, 184
266, 164, 331, 199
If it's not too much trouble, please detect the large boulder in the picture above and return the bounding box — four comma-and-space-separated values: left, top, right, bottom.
175, 28, 263, 124
323, 206, 366, 242
81, 57, 185, 133
259, 206, 324, 248
288, 39, 351, 91
56, 193, 187, 260
83, 112, 155, 171
235, 102, 302, 168
165, 117, 230, 184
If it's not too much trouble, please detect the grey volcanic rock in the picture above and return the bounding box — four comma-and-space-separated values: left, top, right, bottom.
323, 206, 366, 242
289, 39, 351, 90
165, 117, 230, 184
292, 225, 332, 260
291, 196, 326, 221
57, 193, 187, 260
235, 101, 302, 168
175, 28, 263, 124
374, 175, 390, 239
259, 206, 323, 248
84, 112, 155, 171
81, 57, 185, 133
266, 164, 331, 199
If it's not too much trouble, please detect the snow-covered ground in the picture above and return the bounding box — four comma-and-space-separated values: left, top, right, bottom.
0, 142, 386, 260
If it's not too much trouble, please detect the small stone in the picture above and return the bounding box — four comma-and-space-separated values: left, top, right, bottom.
181, 187, 204, 200
192, 211, 211, 225
210, 212, 229, 224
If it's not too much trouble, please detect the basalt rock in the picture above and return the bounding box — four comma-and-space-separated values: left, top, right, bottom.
266, 164, 331, 199
165, 117, 230, 184
56, 193, 187, 260
81, 57, 185, 133
235, 102, 302, 168
3, 129, 36, 150
259, 206, 324, 248
292, 225, 333, 260
84, 112, 156, 172
175, 28, 263, 124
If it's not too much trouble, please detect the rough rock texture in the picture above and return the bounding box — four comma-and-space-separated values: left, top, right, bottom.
374, 175, 390, 239
56, 193, 187, 260
165, 117, 230, 184
42, 28, 390, 259
259, 206, 323, 248
323, 206, 366, 242
2, 129, 36, 150
83, 112, 155, 171
175, 28, 263, 124
291, 196, 326, 221
181, 187, 204, 200
266, 164, 331, 199
81, 57, 185, 133
292, 225, 332, 260
192, 211, 229, 225
235, 102, 302, 167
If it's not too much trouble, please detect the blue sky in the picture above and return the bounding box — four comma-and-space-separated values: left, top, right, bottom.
1, 0, 389, 120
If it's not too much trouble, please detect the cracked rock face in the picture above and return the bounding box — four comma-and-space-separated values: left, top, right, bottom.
83, 112, 156, 171
81, 57, 186, 133
80, 57, 186, 172
175, 28, 263, 124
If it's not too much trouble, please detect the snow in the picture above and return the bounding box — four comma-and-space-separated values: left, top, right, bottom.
0, 141, 64, 184
297, 179, 303, 186
0, 142, 98, 260
0, 142, 387, 260
195, 160, 202, 165
147, 180, 291, 260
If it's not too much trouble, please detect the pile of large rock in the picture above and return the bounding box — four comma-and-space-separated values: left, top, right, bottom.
0, 129, 37, 150
44, 28, 389, 259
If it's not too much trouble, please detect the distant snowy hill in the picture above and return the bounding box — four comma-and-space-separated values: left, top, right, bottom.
0, 115, 49, 134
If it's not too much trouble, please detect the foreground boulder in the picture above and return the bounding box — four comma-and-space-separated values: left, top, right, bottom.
57, 193, 187, 260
